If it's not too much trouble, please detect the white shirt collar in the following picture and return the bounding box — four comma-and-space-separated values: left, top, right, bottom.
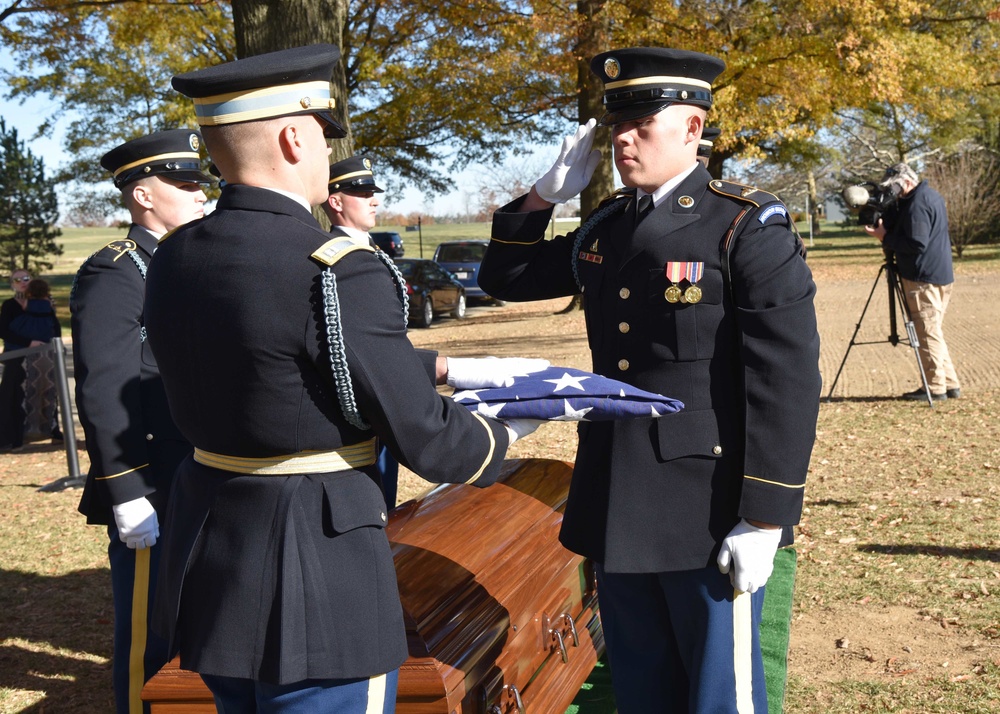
257, 186, 313, 213
637, 162, 700, 208
333, 225, 371, 244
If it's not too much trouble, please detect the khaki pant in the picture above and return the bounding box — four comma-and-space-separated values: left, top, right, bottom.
902, 278, 960, 394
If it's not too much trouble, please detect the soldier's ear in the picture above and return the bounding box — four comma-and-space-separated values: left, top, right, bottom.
686, 113, 703, 143
130, 182, 155, 210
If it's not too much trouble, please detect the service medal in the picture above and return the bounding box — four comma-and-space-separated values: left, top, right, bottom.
664, 285, 682, 303
684, 285, 703, 304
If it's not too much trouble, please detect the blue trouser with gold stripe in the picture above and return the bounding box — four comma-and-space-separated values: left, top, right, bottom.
108, 523, 169, 714
203, 669, 399, 713
597, 564, 769, 713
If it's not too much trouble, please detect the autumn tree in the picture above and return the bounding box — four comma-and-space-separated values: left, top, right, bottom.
0, 118, 62, 274
0, 0, 574, 202
3, 0, 999, 221
0, 0, 235, 186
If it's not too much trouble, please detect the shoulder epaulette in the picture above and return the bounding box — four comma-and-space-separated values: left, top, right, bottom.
311, 236, 375, 266
708, 179, 781, 208
596, 187, 634, 209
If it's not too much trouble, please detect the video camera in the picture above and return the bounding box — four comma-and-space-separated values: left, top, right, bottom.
842, 181, 897, 227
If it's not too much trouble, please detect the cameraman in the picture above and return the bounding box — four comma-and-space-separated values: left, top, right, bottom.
865, 163, 961, 401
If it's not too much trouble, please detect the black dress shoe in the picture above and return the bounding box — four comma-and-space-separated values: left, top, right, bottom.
946, 388, 961, 399
902, 388, 947, 401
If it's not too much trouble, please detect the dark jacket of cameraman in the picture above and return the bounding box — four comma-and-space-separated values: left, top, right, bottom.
882, 180, 953, 285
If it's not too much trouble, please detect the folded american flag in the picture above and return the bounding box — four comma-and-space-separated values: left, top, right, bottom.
451, 366, 684, 421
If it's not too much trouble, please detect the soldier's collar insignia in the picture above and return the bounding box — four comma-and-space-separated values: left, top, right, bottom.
589, 239, 599, 252
677, 195, 694, 208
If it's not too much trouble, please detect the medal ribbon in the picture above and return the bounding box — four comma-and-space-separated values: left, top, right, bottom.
665, 261, 686, 283
685, 262, 704, 284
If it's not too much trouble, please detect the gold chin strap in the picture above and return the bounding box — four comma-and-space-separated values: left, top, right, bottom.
193, 439, 377, 475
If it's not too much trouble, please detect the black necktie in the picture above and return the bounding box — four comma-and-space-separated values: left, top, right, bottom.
635, 194, 654, 226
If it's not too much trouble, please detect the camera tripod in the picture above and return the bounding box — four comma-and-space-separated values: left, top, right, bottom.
826, 251, 935, 407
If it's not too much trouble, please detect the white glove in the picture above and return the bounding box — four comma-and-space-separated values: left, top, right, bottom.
446, 356, 550, 389
504, 418, 545, 445
112, 496, 159, 550
716, 519, 782, 593
534, 118, 603, 204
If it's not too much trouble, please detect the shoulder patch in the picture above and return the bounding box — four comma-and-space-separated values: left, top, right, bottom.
100, 239, 138, 262
311, 236, 375, 266
758, 204, 788, 224
708, 179, 780, 208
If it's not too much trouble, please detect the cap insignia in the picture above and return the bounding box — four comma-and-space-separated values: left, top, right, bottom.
188, 133, 200, 152
363, 157, 372, 170
678, 195, 694, 208
604, 58, 621, 80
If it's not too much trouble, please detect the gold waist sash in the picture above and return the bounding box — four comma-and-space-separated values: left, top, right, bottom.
193, 438, 377, 475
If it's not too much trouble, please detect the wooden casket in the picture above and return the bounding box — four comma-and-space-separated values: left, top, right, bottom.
142, 458, 604, 713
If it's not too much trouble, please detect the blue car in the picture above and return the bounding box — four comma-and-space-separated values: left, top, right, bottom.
432, 240, 506, 306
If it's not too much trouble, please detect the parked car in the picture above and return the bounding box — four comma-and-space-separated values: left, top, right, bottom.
432, 240, 506, 306
393, 258, 466, 328
371, 231, 404, 258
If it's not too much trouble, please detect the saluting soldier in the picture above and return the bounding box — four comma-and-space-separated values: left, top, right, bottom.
478, 47, 822, 713
73, 128, 212, 714
145, 44, 542, 713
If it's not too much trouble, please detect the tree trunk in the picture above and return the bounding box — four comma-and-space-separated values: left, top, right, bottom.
562, 1, 611, 313
576, 0, 612, 219
556, 294, 584, 314
807, 169, 822, 235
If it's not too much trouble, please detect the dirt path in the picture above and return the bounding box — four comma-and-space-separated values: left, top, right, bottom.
816, 270, 1000, 399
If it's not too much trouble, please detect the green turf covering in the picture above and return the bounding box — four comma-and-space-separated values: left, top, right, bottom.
760, 546, 798, 713
565, 655, 616, 714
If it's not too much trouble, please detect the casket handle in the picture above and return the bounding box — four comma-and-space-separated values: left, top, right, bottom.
487, 684, 526, 714
559, 612, 580, 647
551, 629, 568, 663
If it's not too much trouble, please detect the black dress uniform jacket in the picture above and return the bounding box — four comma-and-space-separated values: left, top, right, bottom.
144, 185, 510, 684
479, 164, 821, 574
73, 225, 191, 524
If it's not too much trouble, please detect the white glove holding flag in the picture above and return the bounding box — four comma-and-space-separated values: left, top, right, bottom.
112, 496, 159, 550
716, 519, 782, 593
534, 118, 603, 204
503, 418, 545, 445
446, 357, 550, 389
